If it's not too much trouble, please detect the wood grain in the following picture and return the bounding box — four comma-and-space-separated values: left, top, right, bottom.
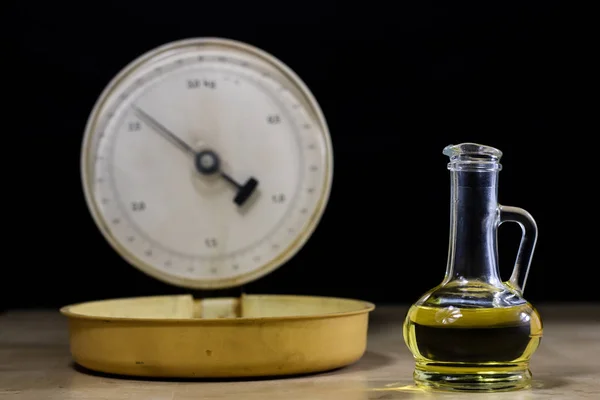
1, 304, 599, 399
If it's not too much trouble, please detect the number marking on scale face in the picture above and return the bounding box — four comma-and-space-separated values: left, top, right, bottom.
82, 39, 332, 289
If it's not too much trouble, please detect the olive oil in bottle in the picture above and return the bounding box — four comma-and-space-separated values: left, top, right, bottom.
403, 303, 543, 391
403, 143, 543, 391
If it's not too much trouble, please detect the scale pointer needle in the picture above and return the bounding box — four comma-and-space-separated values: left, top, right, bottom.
132, 106, 196, 156
132, 106, 259, 206
195, 150, 259, 206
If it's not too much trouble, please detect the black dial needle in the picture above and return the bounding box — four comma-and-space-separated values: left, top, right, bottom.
132, 106, 196, 156
195, 150, 258, 206
132, 106, 259, 206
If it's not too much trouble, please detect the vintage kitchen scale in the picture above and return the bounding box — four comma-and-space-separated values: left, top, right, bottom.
60, 37, 375, 378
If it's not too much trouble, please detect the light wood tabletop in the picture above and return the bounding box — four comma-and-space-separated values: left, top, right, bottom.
1, 304, 599, 399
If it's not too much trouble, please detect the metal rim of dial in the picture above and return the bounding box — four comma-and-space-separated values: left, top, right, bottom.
81, 37, 333, 290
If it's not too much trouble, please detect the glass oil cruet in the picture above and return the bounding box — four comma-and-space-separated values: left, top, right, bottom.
403, 143, 542, 392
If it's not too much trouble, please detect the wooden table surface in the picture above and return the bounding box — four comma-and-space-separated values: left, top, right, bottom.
1, 304, 599, 399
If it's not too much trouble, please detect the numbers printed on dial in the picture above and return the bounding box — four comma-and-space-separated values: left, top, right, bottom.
128, 121, 141, 131
131, 201, 146, 211
271, 193, 286, 203
187, 79, 216, 89
267, 114, 281, 124
205, 238, 218, 248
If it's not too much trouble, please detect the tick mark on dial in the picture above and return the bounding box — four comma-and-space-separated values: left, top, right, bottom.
232, 264, 239, 270
112, 218, 120, 224
176, 59, 184, 64
308, 144, 316, 150
198, 56, 204, 61
164, 260, 172, 267
272, 244, 280, 250
303, 124, 311, 129
307, 188, 315, 193
253, 256, 261, 262
210, 267, 217, 274
309, 165, 318, 171
127, 236, 135, 242
101, 198, 110, 205
187, 267, 194, 273
300, 208, 308, 214
145, 249, 152, 256
288, 228, 295, 234
217, 57, 226, 62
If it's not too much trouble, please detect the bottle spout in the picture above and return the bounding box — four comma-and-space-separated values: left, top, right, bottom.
443, 143, 503, 171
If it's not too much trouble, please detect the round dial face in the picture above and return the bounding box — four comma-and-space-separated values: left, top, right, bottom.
81, 38, 333, 289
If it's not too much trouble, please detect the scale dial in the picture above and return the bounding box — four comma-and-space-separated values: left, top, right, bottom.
81, 38, 333, 289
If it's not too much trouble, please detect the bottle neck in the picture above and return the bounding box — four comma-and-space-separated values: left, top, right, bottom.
444, 170, 502, 285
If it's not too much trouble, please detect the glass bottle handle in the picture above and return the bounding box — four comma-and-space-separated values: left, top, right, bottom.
498, 205, 538, 295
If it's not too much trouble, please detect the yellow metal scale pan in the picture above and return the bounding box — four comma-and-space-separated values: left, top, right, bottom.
62, 37, 374, 378
61, 294, 373, 378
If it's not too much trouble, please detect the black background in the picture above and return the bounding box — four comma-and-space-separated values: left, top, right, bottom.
5, 1, 594, 309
